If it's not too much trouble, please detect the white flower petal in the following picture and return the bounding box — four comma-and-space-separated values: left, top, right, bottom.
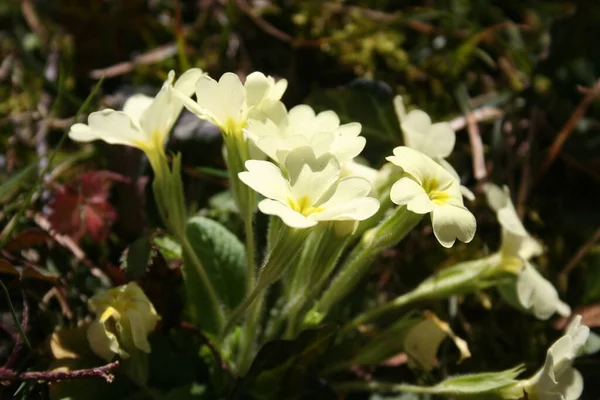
173, 68, 205, 97
516, 262, 569, 320
123, 94, 154, 125
239, 160, 291, 203
431, 204, 476, 248
340, 159, 378, 185
139, 84, 177, 146
271, 79, 288, 100
258, 199, 316, 228
317, 177, 373, 207
387, 146, 438, 185
402, 110, 432, 150
195, 73, 245, 126
426, 122, 456, 159
390, 177, 434, 214
69, 110, 148, 149
285, 148, 340, 201
312, 197, 379, 222
244, 72, 271, 106
393, 95, 407, 120
483, 183, 509, 213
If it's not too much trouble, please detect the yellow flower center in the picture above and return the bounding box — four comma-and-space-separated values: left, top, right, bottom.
223, 118, 247, 136
422, 177, 451, 206
288, 196, 323, 216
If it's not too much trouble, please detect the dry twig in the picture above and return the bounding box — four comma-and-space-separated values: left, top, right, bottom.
0, 361, 119, 383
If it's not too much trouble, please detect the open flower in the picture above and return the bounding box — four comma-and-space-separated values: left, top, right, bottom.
69, 69, 203, 171
245, 104, 365, 166
516, 316, 589, 400
239, 147, 379, 228
176, 71, 287, 136
484, 183, 570, 320
394, 96, 474, 201
86, 282, 159, 361
387, 146, 476, 248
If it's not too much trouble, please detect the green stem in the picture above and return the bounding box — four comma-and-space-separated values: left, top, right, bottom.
333, 381, 437, 395
243, 198, 256, 292
304, 207, 422, 326
181, 234, 226, 334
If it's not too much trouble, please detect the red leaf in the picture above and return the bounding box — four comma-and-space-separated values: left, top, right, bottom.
47, 171, 129, 243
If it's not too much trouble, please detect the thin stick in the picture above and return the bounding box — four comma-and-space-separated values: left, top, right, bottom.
0, 361, 119, 382
466, 110, 488, 180
538, 78, 600, 178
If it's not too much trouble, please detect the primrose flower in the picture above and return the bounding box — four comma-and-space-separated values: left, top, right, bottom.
387, 146, 476, 248
513, 316, 588, 400
177, 71, 287, 136
245, 104, 365, 166
69, 69, 203, 171
86, 282, 159, 361
394, 96, 474, 201
484, 183, 570, 320
239, 147, 379, 228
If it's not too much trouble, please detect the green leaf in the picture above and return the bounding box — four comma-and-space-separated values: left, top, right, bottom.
184, 216, 247, 331
122, 233, 155, 279
429, 365, 525, 394
153, 234, 183, 262
0, 163, 36, 204
241, 325, 338, 400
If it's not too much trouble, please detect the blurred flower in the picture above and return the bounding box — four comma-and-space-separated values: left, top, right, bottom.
47, 171, 129, 243
87, 282, 159, 361
177, 71, 287, 136
246, 104, 365, 166
394, 96, 474, 201
69, 69, 203, 172
484, 183, 570, 320
387, 146, 476, 248
508, 316, 589, 400
239, 147, 379, 228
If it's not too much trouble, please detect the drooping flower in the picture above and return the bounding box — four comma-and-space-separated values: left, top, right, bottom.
239, 147, 379, 229
69, 69, 203, 171
245, 104, 365, 166
403, 311, 471, 371
387, 146, 476, 248
394, 96, 474, 201
484, 183, 570, 320
514, 316, 588, 400
176, 71, 287, 136
86, 282, 159, 361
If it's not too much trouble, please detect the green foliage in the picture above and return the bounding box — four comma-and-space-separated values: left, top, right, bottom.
184, 216, 247, 333
239, 325, 338, 400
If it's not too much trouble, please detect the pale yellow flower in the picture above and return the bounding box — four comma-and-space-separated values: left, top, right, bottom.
86, 282, 159, 361
387, 146, 476, 248
69, 69, 203, 169
239, 147, 379, 229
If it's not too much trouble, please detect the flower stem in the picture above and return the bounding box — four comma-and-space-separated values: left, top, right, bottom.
333, 381, 435, 395
181, 234, 226, 334
304, 207, 422, 327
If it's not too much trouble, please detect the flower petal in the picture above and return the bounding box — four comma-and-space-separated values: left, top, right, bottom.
431, 204, 476, 248
312, 197, 379, 222
239, 160, 291, 203
87, 320, 120, 361
258, 199, 316, 228
317, 176, 373, 207
387, 146, 439, 185
127, 309, 152, 353
123, 94, 154, 125
244, 72, 270, 106
393, 95, 407, 120
69, 110, 148, 149
173, 68, 205, 97
285, 147, 340, 202
390, 177, 433, 214
195, 73, 245, 126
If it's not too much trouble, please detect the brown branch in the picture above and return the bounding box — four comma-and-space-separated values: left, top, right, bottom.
558, 228, 600, 289
235, 0, 322, 47
448, 106, 503, 131
89, 43, 178, 79
0, 361, 119, 383
465, 111, 488, 181
538, 78, 600, 178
